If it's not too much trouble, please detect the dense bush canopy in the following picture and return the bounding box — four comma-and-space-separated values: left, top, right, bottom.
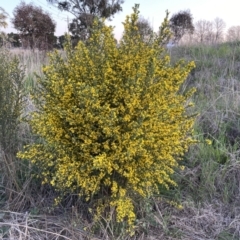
18, 5, 196, 230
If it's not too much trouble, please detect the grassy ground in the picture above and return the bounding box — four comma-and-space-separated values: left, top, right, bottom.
1, 42, 240, 239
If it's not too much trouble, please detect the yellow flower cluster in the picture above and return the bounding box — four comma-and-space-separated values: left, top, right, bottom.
18, 5, 196, 231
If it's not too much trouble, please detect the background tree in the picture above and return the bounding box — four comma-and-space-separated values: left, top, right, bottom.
12, 2, 56, 51
58, 35, 66, 48
68, 12, 95, 43
204, 20, 214, 43
47, 0, 124, 42
213, 17, 226, 43
227, 26, 240, 42
194, 20, 213, 44
7, 33, 22, 48
0, 7, 8, 29
169, 10, 194, 43
135, 16, 153, 42
193, 19, 226, 45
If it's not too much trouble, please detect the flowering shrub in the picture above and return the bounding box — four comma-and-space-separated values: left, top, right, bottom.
18, 5, 196, 230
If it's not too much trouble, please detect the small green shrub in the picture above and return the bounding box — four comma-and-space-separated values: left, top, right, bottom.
0, 47, 25, 154
0, 47, 26, 205
18, 6, 196, 231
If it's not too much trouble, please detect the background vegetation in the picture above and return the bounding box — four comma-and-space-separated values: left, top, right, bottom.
1, 1, 240, 239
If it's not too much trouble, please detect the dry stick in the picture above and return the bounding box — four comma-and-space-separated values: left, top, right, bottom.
24, 213, 29, 239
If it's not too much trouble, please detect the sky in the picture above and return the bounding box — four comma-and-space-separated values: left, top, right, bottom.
2, 0, 240, 39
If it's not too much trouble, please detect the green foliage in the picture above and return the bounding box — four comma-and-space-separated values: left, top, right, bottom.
47, 0, 123, 42
0, 47, 25, 154
0, 47, 28, 208
7, 32, 22, 48
18, 5, 196, 231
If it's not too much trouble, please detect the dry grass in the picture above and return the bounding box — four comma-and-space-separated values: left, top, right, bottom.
1, 197, 240, 239
0, 211, 90, 240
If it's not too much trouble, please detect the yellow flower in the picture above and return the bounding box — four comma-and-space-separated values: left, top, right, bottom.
205, 139, 212, 145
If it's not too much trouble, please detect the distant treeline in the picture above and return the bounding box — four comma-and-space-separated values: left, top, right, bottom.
0, 33, 72, 49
